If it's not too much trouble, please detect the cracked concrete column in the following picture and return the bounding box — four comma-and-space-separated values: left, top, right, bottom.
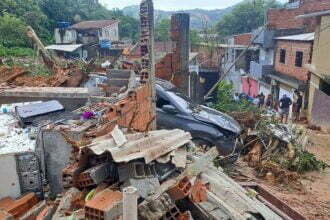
123, 186, 138, 220
140, 0, 156, 130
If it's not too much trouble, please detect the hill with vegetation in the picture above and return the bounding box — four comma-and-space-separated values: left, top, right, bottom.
122, 5, 233, 30
0, 0, 139, 56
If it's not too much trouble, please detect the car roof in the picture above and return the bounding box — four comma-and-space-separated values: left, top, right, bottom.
155, 78, 176, 91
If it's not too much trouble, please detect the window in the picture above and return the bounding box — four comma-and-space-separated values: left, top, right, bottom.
295, 51, 303, 67
279, 49, 286, 64
320, 79, 330, 96
156, 96, 170, 109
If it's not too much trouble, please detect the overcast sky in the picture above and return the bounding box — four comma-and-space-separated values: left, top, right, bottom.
100, 0, 250, 11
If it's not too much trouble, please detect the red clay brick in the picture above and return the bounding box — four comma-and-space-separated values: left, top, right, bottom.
36, 206, 52, 220
167, 177, 192, 201
267, 0, 330, 31
234, 33, 252, 45
85, 189, 122, 220
274, 40, 312, 81
0, 193, 38, 218
190, 179, 209, 203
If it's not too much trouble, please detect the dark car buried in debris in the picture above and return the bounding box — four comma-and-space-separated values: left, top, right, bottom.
156, 82, 242, 157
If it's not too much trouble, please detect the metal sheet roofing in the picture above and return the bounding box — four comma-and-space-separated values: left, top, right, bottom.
70, 20, 118, 30
45, 44, 83, 52
87, 129, 192, 164
275, 33, 315, 41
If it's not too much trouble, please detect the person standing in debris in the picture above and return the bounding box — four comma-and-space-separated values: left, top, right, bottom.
253, 95, 260, 106
293, 90, 303, 121
279, 94, 292, 123
266, 94, 273, 109
233, 93, 240, 102
259, 93, 265, 108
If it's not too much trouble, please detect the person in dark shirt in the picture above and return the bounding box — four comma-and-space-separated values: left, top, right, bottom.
266, 94, 273, 109
279, 94, 292, 123
293, 90, 303, 121
259, 93, 265, 108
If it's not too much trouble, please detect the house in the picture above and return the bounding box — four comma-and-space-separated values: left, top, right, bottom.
298, 10, 330, 129
248, 0, 330, 98
267, 0, 330, 32
47, 20, 119, 60
220, 33, 259, 97
249, 27, 275, 97
269, 32, 314, 117
69, 20, 119, 44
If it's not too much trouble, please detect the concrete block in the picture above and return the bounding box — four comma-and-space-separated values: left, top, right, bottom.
16, 152, 43, 197
15, 153, 39, 173
0, 154, 21, 199
138, 193, 175, 220
125, 177, 160, 198
161, 205, 181, 220
118, 162, 157, 182
76, 163, 114, 188
39, 130, 81, 197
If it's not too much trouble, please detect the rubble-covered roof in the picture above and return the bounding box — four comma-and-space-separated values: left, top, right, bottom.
275, 32, 315, 41
70, 20, 118, 30
0, 113, 35, 154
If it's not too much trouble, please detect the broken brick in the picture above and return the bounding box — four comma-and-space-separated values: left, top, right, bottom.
0, 193, 38, 218
0, 210, 13, 220
85, 189, 123, 220
166, 177, 192, 201
190, 179, 209, 203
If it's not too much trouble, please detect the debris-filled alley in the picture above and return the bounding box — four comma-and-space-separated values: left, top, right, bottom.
1, 0, 330, 219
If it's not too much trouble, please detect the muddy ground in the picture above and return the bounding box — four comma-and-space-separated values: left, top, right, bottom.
232, 128, 330, 220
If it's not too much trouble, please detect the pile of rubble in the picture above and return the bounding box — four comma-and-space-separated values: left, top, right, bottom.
242, 119, 327, 186
0, 81, 301, 220
0, 101, 305, 220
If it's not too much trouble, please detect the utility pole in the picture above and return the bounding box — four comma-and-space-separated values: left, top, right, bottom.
140, 0, 156, 130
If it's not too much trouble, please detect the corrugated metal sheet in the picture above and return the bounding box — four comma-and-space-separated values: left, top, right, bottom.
71, 20, 118, 30
87, 129, 192, 164
275, 33, 314, 41
45, 44, 83, 52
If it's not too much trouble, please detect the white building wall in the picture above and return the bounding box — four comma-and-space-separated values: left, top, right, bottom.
100, 22, 119, 42
0, 154, 21, 199
259, 84, 271, 97
55, 29, 77, 44
259, 48, 274, 65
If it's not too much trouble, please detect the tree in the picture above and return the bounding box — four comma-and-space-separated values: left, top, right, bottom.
0, 12, 29, 47
216, 0, 281, 37
155, 19, 170, 42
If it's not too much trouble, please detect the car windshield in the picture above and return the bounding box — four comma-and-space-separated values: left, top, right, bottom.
166, 91, 199, 113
